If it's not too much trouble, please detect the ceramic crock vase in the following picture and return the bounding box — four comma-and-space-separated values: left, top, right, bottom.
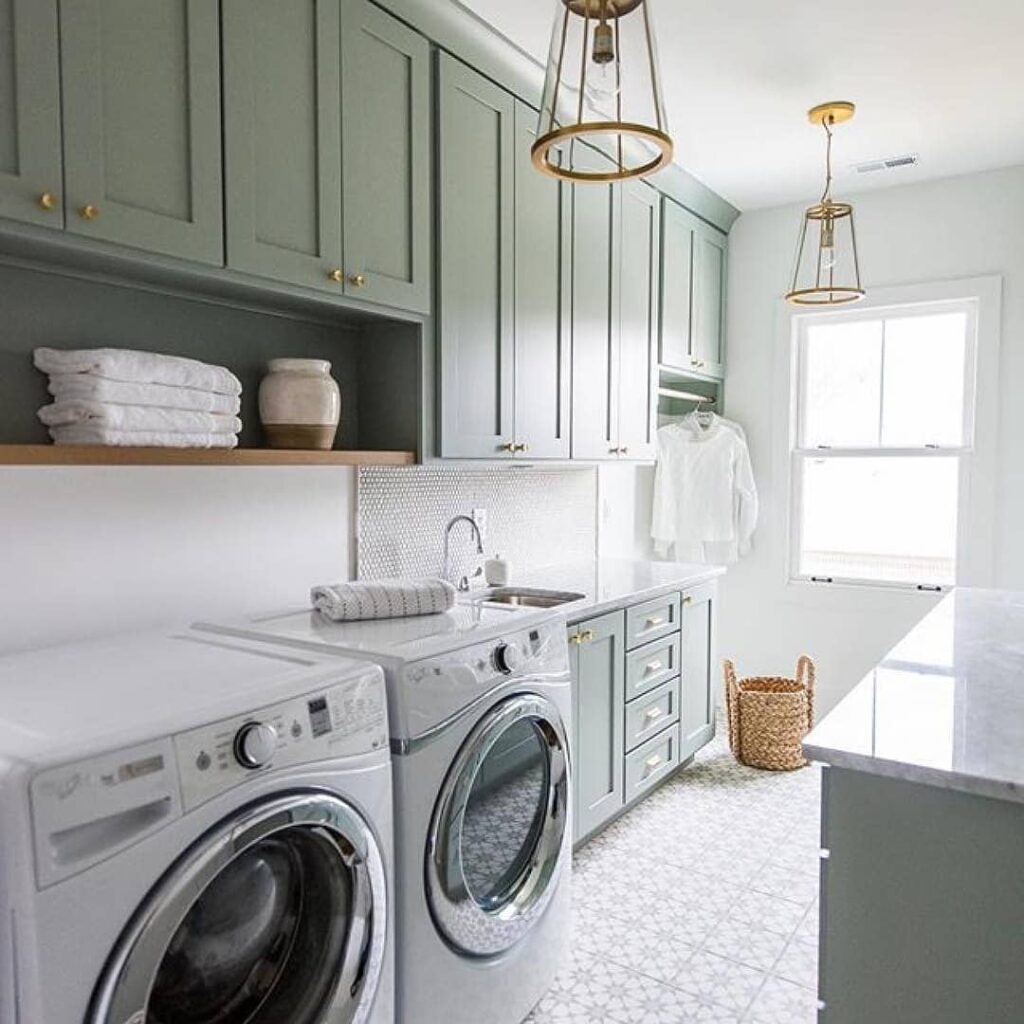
258, 358, 341, 450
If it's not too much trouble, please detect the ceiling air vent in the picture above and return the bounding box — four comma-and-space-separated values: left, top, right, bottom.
853, 154, 919, 174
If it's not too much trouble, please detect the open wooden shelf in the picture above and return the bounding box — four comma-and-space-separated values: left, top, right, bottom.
0, 445, 416, 467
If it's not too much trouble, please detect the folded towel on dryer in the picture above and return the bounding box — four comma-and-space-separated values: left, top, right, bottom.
47, 374, 242, 415
38, 400, 242, 435
47, 425, 239, 449
312, 578, 457, 621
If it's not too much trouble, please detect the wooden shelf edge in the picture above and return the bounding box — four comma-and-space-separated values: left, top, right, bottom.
0, 445, 416, 467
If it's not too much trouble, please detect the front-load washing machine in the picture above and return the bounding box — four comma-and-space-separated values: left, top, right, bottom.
198, 603, 573, 1024
0, 628, 394, 1024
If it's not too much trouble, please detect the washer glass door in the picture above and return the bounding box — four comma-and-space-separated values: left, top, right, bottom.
90, 792, 386, 1024
427, 694, 569, 957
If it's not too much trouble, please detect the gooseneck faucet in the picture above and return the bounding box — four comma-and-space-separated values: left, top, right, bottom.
443, 515, 484, 592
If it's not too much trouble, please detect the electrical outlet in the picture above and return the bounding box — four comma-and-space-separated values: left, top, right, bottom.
472, 507, 488, 546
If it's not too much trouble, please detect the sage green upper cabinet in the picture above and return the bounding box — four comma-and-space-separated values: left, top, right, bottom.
680, 580, 717, 760
512, 100, 570, 460
0, 0, 63, 228
59, 0, 223, 264
569, 148, 617, 461
340, 0, 430, 312
437, 54, 515, 458
223, 0, 343, 291
615, 179, 659, 461
691, 220, 727, 377
659, 197, 695, 371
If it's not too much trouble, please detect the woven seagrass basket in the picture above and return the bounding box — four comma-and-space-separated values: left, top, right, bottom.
724, 656, 816, 771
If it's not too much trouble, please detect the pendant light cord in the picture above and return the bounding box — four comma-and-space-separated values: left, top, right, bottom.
819, 116, 834, 205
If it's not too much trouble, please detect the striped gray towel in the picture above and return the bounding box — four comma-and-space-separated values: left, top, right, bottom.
311, 578, 457, 622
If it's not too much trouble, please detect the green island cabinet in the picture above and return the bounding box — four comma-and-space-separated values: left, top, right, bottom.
659, 196, 727, 379
571, 581, 718, 844
437, 54, 569, 459
223, 0, 431, 311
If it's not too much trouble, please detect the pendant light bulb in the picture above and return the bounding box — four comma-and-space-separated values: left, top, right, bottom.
587, 8, 621, 109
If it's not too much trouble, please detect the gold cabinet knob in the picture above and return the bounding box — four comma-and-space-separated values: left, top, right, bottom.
499, 442, 516, 453
581, 629, 594, 642
79, 203, 99, 220
327, 268, 344, 283
620, 446, 629, 455
514, 442, 530, 453
348, 273, 366, 288
38, 191, 58, 211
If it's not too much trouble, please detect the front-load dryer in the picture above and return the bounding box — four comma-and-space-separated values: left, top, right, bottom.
0, 629, 394, 1024
197, 605, 573, 1024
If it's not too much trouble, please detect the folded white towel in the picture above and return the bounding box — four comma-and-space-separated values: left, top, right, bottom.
38, 400, 242, 434
47, 374, 241, 415
312, 578, 457, 622
34, 347, 242, 396
48, 425, 239, 449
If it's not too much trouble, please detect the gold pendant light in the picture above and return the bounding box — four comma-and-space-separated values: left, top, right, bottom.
533, 0, 673, 183
786, 102, 865, 306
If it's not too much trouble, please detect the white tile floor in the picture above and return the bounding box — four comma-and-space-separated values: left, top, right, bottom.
527, 721, 822, 1023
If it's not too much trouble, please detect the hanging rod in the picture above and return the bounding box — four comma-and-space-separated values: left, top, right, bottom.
657, 387, 716, 404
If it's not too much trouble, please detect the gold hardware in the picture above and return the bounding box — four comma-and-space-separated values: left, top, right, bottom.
582, 629, 594, 642
683, 595, 693, 605
644, 616, 664, 629
348, 273, 366, 288
79, 203, 99, 220
620, 446, 629, 455
38, 192, 57, 211
808, 101, 856, 126
327, 269, 344, 283
569, 632, 586, 646
514, 442, 530, 453
499, 442, 516, 453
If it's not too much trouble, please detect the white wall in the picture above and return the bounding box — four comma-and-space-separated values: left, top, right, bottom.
721, 164, 1024, 713
0, 467, 354, 654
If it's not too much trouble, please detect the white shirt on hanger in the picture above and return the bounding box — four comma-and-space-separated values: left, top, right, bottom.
651, 411, 758, 564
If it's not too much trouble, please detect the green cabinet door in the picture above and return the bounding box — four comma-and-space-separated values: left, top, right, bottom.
616, 179, 659, 461
437, 54, 515, 458
340, 0, 431, 313
512, 100, 570, 459
692, 220, 727, 378
223, 0, 342, 291
0, 0, 63, 228
680, 580, 717, 760
569, 147, 618, 461
571, 611, 625, 842
659, 196, 696, 372
59, 0, 222, 264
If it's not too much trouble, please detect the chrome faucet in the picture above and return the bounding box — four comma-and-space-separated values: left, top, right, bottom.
443, 514, 484, 592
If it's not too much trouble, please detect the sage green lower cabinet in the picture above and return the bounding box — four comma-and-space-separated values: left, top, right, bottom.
570, 611, 625, 843
680, 580, 717, 759
60, 0, 223, 264
0, 0, 63, 228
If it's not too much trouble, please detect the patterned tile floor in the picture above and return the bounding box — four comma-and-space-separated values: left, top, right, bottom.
526, 722, 822, 1024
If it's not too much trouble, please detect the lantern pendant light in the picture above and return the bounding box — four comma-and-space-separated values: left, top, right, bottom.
785, 102, 865, 306
532, 0, 673, 183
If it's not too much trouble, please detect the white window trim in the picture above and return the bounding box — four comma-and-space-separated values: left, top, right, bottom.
772, 276, 1002, 598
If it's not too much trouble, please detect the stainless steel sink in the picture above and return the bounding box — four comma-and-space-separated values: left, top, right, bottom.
478, 587, 585, 609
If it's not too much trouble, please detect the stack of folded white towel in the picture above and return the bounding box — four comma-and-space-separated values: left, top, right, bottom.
34, 347, 243, 449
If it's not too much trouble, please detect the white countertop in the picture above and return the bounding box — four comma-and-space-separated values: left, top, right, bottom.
804, 589, 1024, 804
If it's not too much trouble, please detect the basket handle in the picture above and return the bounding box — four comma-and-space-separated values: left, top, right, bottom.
723, 659, 741, 757
796, 654, 816, 730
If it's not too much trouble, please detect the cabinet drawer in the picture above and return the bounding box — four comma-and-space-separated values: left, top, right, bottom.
626, 593, 681, 649
625, 635, 680, 701
625, 723, 680, 800
625, 678, 680, 752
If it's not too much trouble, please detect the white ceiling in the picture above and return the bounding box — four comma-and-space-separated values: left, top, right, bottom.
458, 0, 1024, 211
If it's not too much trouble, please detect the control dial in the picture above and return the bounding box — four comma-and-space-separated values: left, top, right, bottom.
493, 642, 522, 675
233, 721, 278, 770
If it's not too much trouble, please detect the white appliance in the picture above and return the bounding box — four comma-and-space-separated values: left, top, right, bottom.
199, 603, 573, 1024
0, 629, 394, 1024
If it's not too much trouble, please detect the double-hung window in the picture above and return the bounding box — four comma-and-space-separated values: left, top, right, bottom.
791, 299, 977, 591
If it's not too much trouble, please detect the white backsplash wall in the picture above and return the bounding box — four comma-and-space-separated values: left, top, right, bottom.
357, 466, 598, 581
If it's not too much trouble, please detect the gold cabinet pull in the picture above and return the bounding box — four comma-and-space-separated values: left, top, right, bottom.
683, 595, 693, 605
38, 191, 58, 211
327, 268, 345, 283
514, 442, 530, 453
499, 441, 516, 453
582, 629, 594, 643
620, 446, 629, 455
348, 273, 366, 288
644, 616, 664, 630
569, 632, 583, 646
79, 203, 99, 220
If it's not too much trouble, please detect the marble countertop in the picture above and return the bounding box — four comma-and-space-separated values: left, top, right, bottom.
474, 558, 726, 624
804, 588, 1024, 804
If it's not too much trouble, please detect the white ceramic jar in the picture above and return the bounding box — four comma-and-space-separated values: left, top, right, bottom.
258, 358, 341, 450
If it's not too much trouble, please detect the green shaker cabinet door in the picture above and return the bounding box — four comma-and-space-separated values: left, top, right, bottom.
569, 148, 617, 461
340, 0, 430, 313
571, 612, 625, 843
438, 54, 515, 459
223, 0, 343, 291
680, 580, 717, 760
659, 197, 696, 371
616, 179, 659, 461
0, 0, 63, 228
691, 221, 727, 378
513, 101, 570, 460
59, 0, 223, 264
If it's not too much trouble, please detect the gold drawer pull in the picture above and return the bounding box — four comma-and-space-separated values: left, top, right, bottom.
569, 629, 594, 646
38, 191, 58, 211
581, 629, 594, 643
644, 705, 664, 722
643, 659, 664, 675
643, 616, 665, 630
348, 273, 366, 287
327, 268, 344, 282
643, 753, 664, 774
499, 442, 516, 453
683, 595, 693, 605
79, 203, 99, 220
514, 442, 530, 453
